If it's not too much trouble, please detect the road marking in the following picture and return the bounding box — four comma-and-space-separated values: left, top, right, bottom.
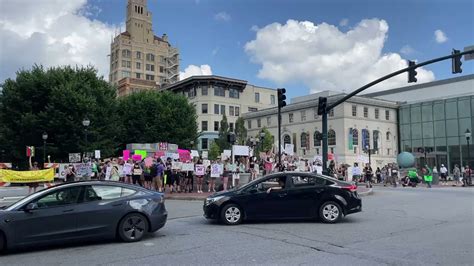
0, 196, 24, 201
144, 242, 155, 247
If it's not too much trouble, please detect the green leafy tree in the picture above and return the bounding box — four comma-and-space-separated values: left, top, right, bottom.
254, 127, 274, 156
235, 117, 247, 145
215, 114, 231, 151
208, 140, 221, 161
117, 91, 198, 149
0, 65, 120, 167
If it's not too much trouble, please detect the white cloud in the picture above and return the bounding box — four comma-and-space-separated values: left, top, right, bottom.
400, 45, 416, 55
245, 19, 435, 94
0, 0, 117, 81
214, 12, 231, 22
180, 65, 213, 80
339, 18, 349, 27
434, 29, 448, 43
250, 25, 259, 32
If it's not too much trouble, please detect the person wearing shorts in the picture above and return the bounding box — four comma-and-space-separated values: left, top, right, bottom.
132, 162, 143, 186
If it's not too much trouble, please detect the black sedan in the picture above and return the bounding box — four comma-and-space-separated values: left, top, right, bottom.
0, 181, 167, 251
204, 172, 361, 225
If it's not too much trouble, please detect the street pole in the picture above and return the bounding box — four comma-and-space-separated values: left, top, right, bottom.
322, 111, 328, 174
43, 139, 46, 163
278, 106, 282, 168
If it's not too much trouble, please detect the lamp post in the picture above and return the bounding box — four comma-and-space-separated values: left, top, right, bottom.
82, 117, 90, 160
365, 144, 372, 167
259, 131, 266, 151
465, 128, 471, 166
42, 132, 48, 163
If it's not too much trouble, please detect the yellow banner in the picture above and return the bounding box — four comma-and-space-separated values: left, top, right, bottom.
0, 168, 54, 183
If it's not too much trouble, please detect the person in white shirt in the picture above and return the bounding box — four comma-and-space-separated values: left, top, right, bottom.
440, 164, 448, 185
352, 163, 362, 183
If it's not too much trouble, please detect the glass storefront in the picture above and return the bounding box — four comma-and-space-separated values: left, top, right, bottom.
399, 95, 474, 171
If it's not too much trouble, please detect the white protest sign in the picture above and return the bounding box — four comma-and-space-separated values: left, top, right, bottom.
190, 150, 199, 157
232, 145, 250, 156
94, 150, 101, 159
69, 153, 81, 163
223, 150, 232, 157
122, 163, 133, 175
172, 161, 182, 170
221, 153, 229, 161
211, 164, 222, 178
284, 144, 294, 156
105, 166, 112, 180
172, 153, 180, 160
181, 163, 194, 171
202, 151, 208, 159
195, 164, 205, 176
357, 155, 369, 164
203, 160, 211, 168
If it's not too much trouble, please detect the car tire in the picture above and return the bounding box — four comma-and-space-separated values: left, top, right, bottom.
220, 204, 243, 225
118, 213, 149, 242
0, 231, 6, 253
319, 201, 342, 223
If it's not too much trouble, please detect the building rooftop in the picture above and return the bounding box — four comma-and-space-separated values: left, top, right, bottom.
162, 75, 248, 91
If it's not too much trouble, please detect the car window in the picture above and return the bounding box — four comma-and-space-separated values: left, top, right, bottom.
244, 176, 286, 192
36, 187, 83, 208
84, 185, 137, 201
291, 175, 326, 187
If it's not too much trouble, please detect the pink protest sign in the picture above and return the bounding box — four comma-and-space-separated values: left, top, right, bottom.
155, 151, 165, 158
144, 157, 153, 167
178, 149, 191, 162
132, 154, 142, 161
123, 150, 130, 161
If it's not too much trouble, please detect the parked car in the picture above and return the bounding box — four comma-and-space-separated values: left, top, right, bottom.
0, 181, 167, 252
203, 172, 361, 225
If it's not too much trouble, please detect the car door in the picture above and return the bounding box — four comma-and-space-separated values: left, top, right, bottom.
8, 186, 83, 245
285, 174, 326, 218
73, 185, 137, 238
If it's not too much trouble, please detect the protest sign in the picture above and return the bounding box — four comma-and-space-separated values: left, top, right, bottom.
202, 151, 208, 159
210, 164, 222, 178
69, 153, 81, 163
181, 163, 194, 171
232, 145, 250, 156
0, 168, 55, 183
203, 160, 211, 168
105, 166, 112, 180
172, 161, 182, 170
122, 163, 133, 175
132, 154, 142, 161
190, 150, 199, 157
223, 150, 232, 157
284, 144, 294, 156
95, 150, 101, 159
123, 150, 130, 161
135, 150, 147, 158
144, 157, 153, 167
195, 164, 205, 175
172, 153, 180, 160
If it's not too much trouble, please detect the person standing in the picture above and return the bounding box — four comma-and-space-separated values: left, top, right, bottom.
222, 160, 230, 192
364, 163, 373, 188
439, 164, 448, 185
423, 165, 433, 188
463, 165, 472, 187
328, 160, 336, 179
28, 158, 40, 194
453, 164, 461, 186
376, 167, 382, 184
249, 157, 257, 181
352, 163, 361, 184
65, 163, 76, 183
132, 161, 143, 186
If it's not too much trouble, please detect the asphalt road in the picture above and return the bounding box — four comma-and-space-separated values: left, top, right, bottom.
0, 186, 473, 265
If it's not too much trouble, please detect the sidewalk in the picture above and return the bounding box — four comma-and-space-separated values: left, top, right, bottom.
164, 186, 373, 201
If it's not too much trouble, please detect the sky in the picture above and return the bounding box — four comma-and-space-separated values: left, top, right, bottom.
0, 0, 473, 100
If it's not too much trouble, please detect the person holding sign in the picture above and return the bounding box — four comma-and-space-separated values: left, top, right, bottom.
195, 159, 205, 193
132, 162, 143, 186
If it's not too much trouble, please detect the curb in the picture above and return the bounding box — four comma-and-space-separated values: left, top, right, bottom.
358, 188, 373, 197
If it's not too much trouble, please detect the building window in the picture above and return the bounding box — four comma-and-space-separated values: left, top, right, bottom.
145, 74, 154, 80
352, 128, 359, 147
135, 73, 141, 79
187, 88, 196, 98
352, 105, 357, 117
257, 119, 261, 128
267, 117, 271, 126
121, 71, 131, 78
255, 92, 260, 103
363, 107, 368, 118
329, 109, 334, 117
146, 53, 155, 61
289, 113, 294, 123
202, 104, 208, 114
220, 105, 225, 115
248, 107, 258, 112
283, 135, 291, 146
201, 86, 208, 95
159, 66, 164, 73
136, 62, 141, 69
271, 95, 276, 105
300, 132, 308, 148
330, 147, 334, 154
214, 121, 219, 131
122, 49, 131, 58
214, 86, 225, 97
229, 123, 234, 132
146, 64, 155, 71
122, 60, 131, 68
201, 121, 208, 131
387, 148, 391, 155
328, 129, 336, 146
234, 106, 240, 116
214, 104, 219, 114
385, 110, 390, 120
229, 88, 239, 99
301, 111, 306, 121
313, 108, 318, 120
313, 131, 322, 147
247, 120, 252, 129
386, 131, 392, 141
136, 51, 141, 59
201, 138, 208, 150
375, 108, 380, 119
229, 106, 234, 116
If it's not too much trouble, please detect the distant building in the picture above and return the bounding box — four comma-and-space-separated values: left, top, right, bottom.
162, 75, 278, 150
243, 91, 400, 167
109, 0, 179, 97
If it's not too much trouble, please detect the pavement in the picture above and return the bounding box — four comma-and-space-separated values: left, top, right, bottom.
0, 186, 472, 265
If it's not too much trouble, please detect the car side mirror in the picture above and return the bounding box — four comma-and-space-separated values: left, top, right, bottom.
24, 202, 38, 212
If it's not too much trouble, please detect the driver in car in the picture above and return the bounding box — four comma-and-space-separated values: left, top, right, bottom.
267, 177, 286, 193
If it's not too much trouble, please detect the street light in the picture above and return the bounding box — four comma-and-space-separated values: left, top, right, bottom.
259, 131, 266, 151
365, 144, 372, 167
82, 117, 90, 160
465, 128, 471, 166
42, 132, 48, 163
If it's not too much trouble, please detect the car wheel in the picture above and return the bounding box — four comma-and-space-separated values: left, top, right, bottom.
220, 204, 243, 225
0, 231, 6, 253
118, 213, 149, 242
319, 201, 342, 223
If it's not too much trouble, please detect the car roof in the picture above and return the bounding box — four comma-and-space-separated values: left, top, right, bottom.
49, 180, 145, 190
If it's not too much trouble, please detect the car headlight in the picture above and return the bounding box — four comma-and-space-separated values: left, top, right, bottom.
205, 196, 224, 206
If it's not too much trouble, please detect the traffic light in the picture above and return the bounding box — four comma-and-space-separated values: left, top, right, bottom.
317, 97, 327, 115
277, 88, 286, 108
452, 49, 462, 74
408, 60, 417, 83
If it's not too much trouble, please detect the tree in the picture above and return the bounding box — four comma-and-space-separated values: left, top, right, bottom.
215, 114, 231, 151
208, 141, 221, 161
117, 91, 198, 149
254, 128, 274, 156
235, 117, 247, 145
0, 65, 120, 167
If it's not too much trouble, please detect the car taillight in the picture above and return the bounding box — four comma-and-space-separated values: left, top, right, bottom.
341, 184, 357, 192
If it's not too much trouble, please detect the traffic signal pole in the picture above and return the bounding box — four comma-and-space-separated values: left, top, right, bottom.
278, 106, 282, 167
320, 49, 473, 173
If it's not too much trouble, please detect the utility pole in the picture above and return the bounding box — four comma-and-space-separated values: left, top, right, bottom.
277, 88, 286, 169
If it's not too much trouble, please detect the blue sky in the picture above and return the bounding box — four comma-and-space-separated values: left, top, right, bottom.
1, 0, 473, 99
